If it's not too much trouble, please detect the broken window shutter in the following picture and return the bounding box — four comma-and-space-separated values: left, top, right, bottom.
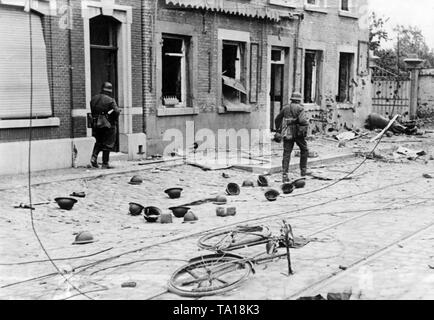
0, 9, 52, 119
249, 43, 259, 103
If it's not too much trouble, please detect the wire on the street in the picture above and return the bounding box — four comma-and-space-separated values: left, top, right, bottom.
25, 8, 93, 301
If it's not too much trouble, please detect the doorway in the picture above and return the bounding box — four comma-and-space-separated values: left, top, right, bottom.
270, 48, 285, 131
90, 15, 120, 151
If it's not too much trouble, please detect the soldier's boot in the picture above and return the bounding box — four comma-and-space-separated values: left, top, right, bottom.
101, 151, 113, 169
300, 150, 310, 177
282, 173, 290, 183
90, 148, 100, 168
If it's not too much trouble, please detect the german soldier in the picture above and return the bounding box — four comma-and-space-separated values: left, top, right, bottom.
90, 82, 120, 169
275, 92, 310, 182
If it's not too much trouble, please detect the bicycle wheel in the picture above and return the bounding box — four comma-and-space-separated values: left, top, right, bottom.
168, 254, 253, 297
198, 226, 271, 251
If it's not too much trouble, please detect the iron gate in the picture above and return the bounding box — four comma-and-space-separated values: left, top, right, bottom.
371, 66, 411, 121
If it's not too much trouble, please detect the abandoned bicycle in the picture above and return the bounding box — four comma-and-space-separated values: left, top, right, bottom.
167, 221, 308, 297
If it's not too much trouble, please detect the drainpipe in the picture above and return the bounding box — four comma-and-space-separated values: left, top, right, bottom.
292, 12, 303, 91
141, 0, 147, 135
68, 0, 77, 167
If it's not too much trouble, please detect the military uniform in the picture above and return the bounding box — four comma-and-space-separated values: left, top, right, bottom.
275, 93, 309, 179
90, 84, 120, 168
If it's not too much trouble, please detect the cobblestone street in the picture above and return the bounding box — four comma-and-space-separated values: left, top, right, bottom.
0, 135, 433, 300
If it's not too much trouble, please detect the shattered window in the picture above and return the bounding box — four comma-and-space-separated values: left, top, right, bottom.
303, 50, 321, 104
338, 52, 354, 103
222, 42, 246, 104
162, 35, 189, 107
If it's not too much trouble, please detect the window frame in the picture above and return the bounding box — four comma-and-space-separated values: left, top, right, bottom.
337, 52, 355, 104
161, 34, 189, 108
155, 22, 199, 117
217, 29, 251, 114
338, 0, 359, 18
304, 0, 328, 14
302, 49, 323, 105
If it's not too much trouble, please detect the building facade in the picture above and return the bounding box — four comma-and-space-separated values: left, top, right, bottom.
0, 0, 371, 175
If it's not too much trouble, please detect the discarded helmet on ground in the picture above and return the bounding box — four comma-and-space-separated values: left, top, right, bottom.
73, 231, 95, 245
129, 202, 144, 216
55, 197, 78, 210
293, 179, 306, 189
129, 175, 143, 185
215, 195, 228, 204
290, 92, 302, 102
165, 187, 183, 199
242, 180, 255, 187
160, 213, 173, 224
169, 206, 190, 218
226, 183, 241, 196
257, 175, 269, 187
144, 206, 162, 223
265, 189, 280, 202
281, 183, 295, 195
184, 211, 199, 223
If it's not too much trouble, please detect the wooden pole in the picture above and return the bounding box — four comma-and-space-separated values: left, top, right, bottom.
370, 114, 400, 142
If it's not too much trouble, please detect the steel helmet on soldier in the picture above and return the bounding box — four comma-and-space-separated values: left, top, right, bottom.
290, 92, 302, 102
102, 82, 113, 93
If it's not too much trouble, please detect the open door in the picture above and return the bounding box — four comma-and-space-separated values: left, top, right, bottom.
90, 15, 120, 151
270, 48, 285, 131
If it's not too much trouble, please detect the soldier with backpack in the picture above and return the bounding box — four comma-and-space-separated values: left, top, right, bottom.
275, 92, 310, 182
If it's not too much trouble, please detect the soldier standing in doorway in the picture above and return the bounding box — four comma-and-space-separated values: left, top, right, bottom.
90, 82, 120, 169
275, 92, 310, 182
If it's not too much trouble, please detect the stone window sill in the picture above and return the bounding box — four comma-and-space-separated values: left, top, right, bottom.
218, 106, 252, 114
338, 10, 359, 19
157, 107, 199, 117
0, 117, 60, 129
304, 5, 328, 14
337, 103, 356, 110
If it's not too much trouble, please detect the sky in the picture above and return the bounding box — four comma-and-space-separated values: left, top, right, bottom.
369, 0, 434, 50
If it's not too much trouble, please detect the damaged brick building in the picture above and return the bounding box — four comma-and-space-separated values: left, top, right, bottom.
0, 0, 372, 175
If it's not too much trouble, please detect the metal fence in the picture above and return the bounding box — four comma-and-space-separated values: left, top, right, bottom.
371, 66, 411, 121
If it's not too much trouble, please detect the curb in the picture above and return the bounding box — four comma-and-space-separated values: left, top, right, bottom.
0, 157, 185, 191
232, 153, 357, 174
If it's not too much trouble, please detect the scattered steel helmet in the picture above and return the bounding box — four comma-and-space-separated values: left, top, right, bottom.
281, 183, 295, 195
290, 92, 302, 102
242, 180, 255, 187
257, 175, 269, 187
129, 202, 144, 216
265, 189, 280, 202
293, 178, 306, 189
215, 195, 228, 204
129, 175, 143, 185
102, 82, 113, 93
226, 183, 241, 196
55, 197, 78, 210
144, 206, 162, 217
169, 206, 190, 218
73, 231, 95, 245
184, 211, 199, 222
165, 188, 183, 199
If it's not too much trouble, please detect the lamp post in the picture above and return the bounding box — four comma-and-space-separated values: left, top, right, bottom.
404, 55, 424, 120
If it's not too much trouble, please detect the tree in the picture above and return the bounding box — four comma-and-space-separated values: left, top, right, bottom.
394, 25, 434, 69
370, 13, 434, 74
369, 12, 389, 52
